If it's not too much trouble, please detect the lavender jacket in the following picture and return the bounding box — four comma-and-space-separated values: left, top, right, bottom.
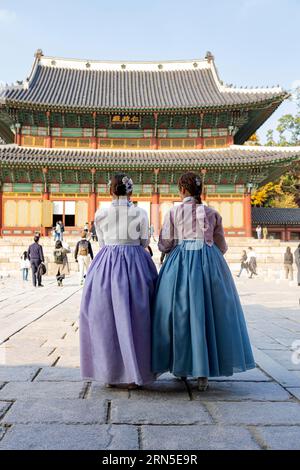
158, 198, 228, 255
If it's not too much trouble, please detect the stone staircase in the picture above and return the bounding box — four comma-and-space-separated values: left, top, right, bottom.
0, 236, 298, 280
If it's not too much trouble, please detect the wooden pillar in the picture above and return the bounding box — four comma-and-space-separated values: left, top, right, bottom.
151, 191, 160, 236
89, 192, 97, 222
196, 137, 203, 149
244, 193, 252, 237
0, 187, 3, 237
89, 168, 97, 222
150, 137, 158, 149
46, 112, 52, 148
41, 168, 49, 236
92, 112, 98, 149
227, 135, 234, 146
285, 226, 290, 242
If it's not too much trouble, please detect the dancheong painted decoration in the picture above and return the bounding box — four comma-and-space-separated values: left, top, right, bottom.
0, 49, 299, 236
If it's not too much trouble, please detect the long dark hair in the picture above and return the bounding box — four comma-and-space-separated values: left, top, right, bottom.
55, 240, 63, 249
178, 172, 202, 204
22, 251, 28, 260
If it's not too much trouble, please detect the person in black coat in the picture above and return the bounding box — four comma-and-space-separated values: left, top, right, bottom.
28, 235, 45, 287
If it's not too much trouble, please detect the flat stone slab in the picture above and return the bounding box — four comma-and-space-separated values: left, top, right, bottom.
0, 424, 138, 450
0, 381, 86, 400
286, 388, 300, 400
88, 383, 129, 400
206, 402, 300, 425
192, 381, 291, 401
2, 399, 107, 424
0, 366, 40, 382
35, 367, 81, 382
209, 368, 271, 382
0, 426, 5, 440
253, 347, 300, 388
142, 425, 260, 450
254, 426, 300, 450
0, 401, 11, 419
262, 349, 300, 371
111, 399, 212, 425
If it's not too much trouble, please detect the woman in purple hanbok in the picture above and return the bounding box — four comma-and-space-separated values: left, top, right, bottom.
80, 174, 157, 388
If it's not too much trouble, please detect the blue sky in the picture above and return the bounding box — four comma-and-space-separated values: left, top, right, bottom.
0, 0, 299, 142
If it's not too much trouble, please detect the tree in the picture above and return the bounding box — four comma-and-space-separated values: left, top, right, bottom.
251, 87, 300, 207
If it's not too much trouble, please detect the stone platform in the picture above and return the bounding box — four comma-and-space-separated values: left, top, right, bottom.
0, 274, 299, 449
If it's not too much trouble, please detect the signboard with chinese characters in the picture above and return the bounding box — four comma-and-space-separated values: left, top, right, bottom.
110, 114, 140, 127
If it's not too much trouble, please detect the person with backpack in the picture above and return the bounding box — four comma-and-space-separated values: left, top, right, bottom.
53, 240, 71, 286
75, 231, 94, 285
283, 247, 294, 281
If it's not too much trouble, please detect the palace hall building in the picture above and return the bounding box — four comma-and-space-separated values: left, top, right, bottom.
0, 49, 299, 237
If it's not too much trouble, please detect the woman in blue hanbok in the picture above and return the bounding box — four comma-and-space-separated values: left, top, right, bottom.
152, 172, 255, 391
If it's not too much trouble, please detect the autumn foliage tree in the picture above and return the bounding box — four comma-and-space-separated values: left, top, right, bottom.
251, 87, 300, 207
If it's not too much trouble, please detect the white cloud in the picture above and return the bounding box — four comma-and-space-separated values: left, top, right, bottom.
0, 9, 17, 24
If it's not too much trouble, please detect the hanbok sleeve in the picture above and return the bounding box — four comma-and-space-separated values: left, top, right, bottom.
139, 209, 150, 248
158, 208, 175, 253
213, 213, 228, 254
94, 209, 106, 248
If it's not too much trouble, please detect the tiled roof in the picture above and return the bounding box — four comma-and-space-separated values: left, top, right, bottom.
0, 145, 299, 169
252, 207, 300, 226
0, 53, 287, 111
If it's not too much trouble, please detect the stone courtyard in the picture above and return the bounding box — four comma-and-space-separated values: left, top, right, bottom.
0, 273, 300, 450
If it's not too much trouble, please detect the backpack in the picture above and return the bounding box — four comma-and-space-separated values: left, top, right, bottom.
54, 249, 64, 264
78, 240, 89, 256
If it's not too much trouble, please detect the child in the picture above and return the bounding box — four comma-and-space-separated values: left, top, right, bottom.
20, 251, 30, 281
152, 172, 255, 391
80, 174, 158, 388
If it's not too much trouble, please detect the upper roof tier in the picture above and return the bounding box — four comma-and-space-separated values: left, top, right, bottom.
0, 50, 288, 111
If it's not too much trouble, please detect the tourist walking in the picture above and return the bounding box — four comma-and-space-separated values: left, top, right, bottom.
237, 250, 249, 278
151, 172, 255, 392
20, 251, 30, 281
75, 232, 94, 285
80, 174, 157, 387
28, 235, 45, 287
53, 240, 71, 286
284, 247, 294, 281
90, 221, 97, 242
59, 221, 65, 241
247, 247, 258, 278
263, 226, 268, 240
256, 225, 262, 239
55, 222, 62, 241
294, 244, 300, 286
83, 222, 89, 235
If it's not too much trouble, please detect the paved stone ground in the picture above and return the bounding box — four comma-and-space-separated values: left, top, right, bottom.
0, 273, 299, 450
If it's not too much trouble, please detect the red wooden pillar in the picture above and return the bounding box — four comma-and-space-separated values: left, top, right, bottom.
244, 193, 252, 237
16, 131, 21, 146
285, 226, 290, 242
0, 188, 3, 237
89, 168, 97, 222
46, 111, 52, 147
89, 192, 97, 222
196, 137, 203, 149
151, 191, 160, 236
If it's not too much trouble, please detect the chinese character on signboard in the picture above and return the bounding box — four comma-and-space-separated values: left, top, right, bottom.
111, 115, 140, 126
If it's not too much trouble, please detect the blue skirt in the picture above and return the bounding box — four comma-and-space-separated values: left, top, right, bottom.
152, 241, 255, 378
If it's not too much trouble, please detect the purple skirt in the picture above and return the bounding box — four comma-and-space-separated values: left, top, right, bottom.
80, 245, 158, 385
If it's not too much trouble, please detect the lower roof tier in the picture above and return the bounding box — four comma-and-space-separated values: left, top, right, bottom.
0, 144, 299, 170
